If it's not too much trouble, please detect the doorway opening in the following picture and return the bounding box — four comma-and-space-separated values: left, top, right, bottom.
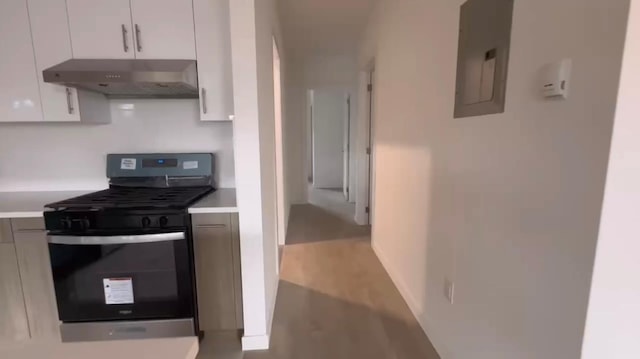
305, 88, 357, 222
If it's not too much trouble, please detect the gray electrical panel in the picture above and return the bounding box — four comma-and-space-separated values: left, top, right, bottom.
454, 0, 514, 118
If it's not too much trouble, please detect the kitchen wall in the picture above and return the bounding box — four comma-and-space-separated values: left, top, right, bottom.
0, 99, 235, 191
358, 0, 629, 358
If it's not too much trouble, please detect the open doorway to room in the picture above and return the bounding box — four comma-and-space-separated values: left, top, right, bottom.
305, 88, 357, 222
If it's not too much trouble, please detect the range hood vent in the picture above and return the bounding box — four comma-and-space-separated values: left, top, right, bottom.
43, 59, 199, 99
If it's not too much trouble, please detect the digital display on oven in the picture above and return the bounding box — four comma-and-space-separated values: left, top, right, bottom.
142, 158, 178, 168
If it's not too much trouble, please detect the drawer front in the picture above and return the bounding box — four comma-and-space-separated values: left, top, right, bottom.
192, 213, 231, 228
11, 218, 46, 232
0, 220, 13, 243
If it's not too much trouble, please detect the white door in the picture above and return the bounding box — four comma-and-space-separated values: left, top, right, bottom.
193, 0, 234, 121
66, 0, 135, 59
130, 0, 197, 60
0, 0, 43, 123
28, 0, 80, 122
343, 96, 351, 200
312, 90, 345, 189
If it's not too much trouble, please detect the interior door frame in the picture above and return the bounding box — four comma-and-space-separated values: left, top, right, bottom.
272, 37, 285, 265
366, 69, 375, 225
343, 94, 351, 200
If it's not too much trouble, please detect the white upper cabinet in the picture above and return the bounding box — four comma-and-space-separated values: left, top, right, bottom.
130, 0, 197, 60
27, 0, 110, 123
0, 0, 43, 123
193, 0, 234, 121
66, 0, 135, 59
67, 0, 196, 60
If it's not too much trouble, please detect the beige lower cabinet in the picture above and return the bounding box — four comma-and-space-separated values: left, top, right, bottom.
193, 213, 243, 331
0, 242, 30, 343
12, 218, 61, 342
0, 219, 13, 243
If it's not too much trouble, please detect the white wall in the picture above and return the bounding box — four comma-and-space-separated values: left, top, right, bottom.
255, 0, 284, 342
359, 0, 629, 358
581, 1, 639, 358
228, 0, 283, 350
0, 99, 235, 191
228, 0, 269, 349
312, 89, 345, 189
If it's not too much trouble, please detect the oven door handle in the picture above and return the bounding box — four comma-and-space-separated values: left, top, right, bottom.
47, 232, 185, 245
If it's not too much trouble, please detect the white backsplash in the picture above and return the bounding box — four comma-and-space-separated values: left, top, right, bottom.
0, 99, 235, 191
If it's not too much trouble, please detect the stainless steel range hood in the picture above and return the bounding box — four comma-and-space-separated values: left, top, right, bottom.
43, 59, 198, 99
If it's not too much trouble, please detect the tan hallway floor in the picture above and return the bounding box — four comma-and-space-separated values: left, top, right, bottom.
197, 204, 439, 359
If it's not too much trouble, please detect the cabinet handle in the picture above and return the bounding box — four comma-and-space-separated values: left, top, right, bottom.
65, 88, 74, 115
121, 24, 129, 52
135, 24, 142, 52
195, 224, 226, 229
201, 88, 208, 114
14, 229, 45, 234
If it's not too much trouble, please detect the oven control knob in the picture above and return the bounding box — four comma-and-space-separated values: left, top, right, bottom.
159, 216, 169, 228
141, 217, 151, 228
81, 218, 91, 230
61, 218, 71, 229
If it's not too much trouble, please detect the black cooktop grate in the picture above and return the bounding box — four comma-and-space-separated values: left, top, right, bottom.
46, 186, 214, 210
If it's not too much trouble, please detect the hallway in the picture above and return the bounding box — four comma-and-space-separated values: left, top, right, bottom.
307, 185, 356, 223
198, 205, 439, 359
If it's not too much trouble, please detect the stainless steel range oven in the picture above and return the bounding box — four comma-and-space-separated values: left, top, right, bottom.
44, 153, 215, 342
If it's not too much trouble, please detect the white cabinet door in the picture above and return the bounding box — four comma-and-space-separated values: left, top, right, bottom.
130, 0, 197, 59
27, 0, 79, 122
28, 0, 111, 123
66, 0, 135, 59
0, 0, 43, 123
193, 0, 234, 121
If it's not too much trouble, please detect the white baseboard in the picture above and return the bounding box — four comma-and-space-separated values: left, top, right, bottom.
371, 240, 449, 358
241, 334, 270, 351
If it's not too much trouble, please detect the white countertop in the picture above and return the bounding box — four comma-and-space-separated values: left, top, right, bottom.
0, 191, 91, 218
188, 188, 238, 214
0, 337, 199, 359
0, 188, 237, 219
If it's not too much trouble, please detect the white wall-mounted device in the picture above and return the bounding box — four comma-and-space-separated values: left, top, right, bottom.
541, 59, 572, 99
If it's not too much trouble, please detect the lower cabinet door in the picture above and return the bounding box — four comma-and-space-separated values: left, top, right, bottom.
14, 230, 61, 341
0, 243, 30, 342
193, 214, 242, 331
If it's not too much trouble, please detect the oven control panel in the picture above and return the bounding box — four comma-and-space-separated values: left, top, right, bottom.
44, 211, 188, 234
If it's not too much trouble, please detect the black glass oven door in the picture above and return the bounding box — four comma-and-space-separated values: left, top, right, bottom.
48, 231, 194, 323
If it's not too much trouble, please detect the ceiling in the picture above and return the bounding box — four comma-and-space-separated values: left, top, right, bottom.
277, 0, 377, 58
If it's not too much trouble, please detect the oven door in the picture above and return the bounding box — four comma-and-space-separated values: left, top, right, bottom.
48, 231, 195, 323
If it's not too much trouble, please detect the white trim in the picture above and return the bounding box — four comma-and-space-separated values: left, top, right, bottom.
241, 334, 270, 351
371, 240, 449, 358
